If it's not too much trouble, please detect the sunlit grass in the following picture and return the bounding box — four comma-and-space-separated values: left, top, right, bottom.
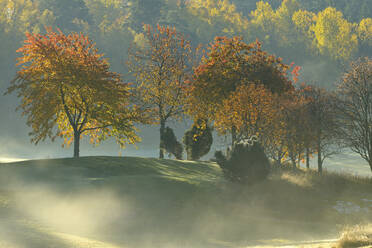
336, 224, 372, 248
0, 157, 28, 163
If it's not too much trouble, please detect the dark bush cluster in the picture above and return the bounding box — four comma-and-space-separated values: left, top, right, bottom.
183, 120, 213, 161
161, 127, 183, 160
215, 138, 270, 184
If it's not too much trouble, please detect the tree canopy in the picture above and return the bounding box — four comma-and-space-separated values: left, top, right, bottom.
187, 37, 295, 123
128, 24, 193, 158
7, 28, 145, 157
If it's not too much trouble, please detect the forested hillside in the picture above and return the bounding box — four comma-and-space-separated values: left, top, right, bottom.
234, 0, 372, 22
1, 0, 371, 87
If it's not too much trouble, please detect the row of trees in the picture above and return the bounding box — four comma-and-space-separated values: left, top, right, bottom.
6, 24, 372, 174
7, 25, 212, 160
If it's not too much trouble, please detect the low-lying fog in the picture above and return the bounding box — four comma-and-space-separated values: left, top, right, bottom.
0, 156, 370, 248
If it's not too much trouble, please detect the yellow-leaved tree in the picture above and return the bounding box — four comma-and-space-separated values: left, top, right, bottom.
7, 28, 147, 158
292, 9, 316, 50
186, 0, 249, 41
311, 7, 358, 60
358, 18, 372, 46
128, 24, 194, 159
273, 0, 300, 47
358, 18, 372, 55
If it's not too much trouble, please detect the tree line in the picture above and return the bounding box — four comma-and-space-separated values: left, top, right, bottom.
6, 25, 372, 174
1, 0, 371, 89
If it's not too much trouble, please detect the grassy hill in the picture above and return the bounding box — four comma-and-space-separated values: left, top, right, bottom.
0, 156, 371, 248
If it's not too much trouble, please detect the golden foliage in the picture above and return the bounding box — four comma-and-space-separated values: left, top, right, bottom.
187, 36, 294, 122
128, 24, 193, 125
358, 18, 372, 46
7, 27, 145, 152
311, 7, 358, 60
214, 83, 276, 139
187, 0, 248, 36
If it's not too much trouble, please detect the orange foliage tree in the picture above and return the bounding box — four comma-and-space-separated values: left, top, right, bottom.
279, 91, 310, 168
187, 36, 296, 145
7, 28, 145, 158
214, 84, 276, 142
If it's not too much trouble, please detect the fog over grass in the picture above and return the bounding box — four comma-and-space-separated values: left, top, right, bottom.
0, 157, 370, 247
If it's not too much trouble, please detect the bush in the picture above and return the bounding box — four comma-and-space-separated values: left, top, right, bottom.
161, 127, 183, 160
183, 120, 213, 161
215, 138, 270, 184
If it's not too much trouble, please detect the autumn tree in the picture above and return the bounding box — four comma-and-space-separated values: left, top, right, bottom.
214, 83, 301, 168
263, 95, 288, 166
214, 84, 276, 143
250, 1, 276, 45
186, 0, 249, 43
311, 7, 358, 60
7, 28, 144, 158
128, 24, 193, 159
280, 93, 308, 168
292, 9, 316, 52
357, 18, 372, 56
188, 36, 294, 145
301, 84, 340, 173
297, 86, 316, 169
336, 57, 372, 173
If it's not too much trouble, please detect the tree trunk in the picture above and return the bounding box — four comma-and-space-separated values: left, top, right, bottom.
369, 160, 372, 173
317, 143, 322, 174
316, 129, 322, 174
73, 132, 80, 158
231, 126, 237, 147
277, 151, 282, 167
290, 154, 296, 169
291, 159, 296, 169
159, 120, 165, 159
306, 147, 310, 169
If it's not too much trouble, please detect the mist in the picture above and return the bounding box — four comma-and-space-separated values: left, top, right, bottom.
0, 0, 371, 247
0, 156, 370, 247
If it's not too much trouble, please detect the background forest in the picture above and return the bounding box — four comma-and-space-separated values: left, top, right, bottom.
0, 0, 371, 160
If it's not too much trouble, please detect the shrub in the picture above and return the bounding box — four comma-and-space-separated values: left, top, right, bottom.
183, 120, 213, 161
161, 127, 183, 160
215, 137, 270, 184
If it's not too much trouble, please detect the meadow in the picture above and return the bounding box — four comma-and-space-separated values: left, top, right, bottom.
0, 157, 371, 248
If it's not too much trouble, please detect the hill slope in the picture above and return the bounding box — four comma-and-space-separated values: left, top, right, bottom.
0, 157, 371, 248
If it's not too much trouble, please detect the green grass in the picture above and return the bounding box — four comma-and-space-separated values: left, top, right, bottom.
0, 156, 371, 248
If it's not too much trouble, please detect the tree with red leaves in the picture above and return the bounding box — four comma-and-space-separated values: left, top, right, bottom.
187, 36, 297, 145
